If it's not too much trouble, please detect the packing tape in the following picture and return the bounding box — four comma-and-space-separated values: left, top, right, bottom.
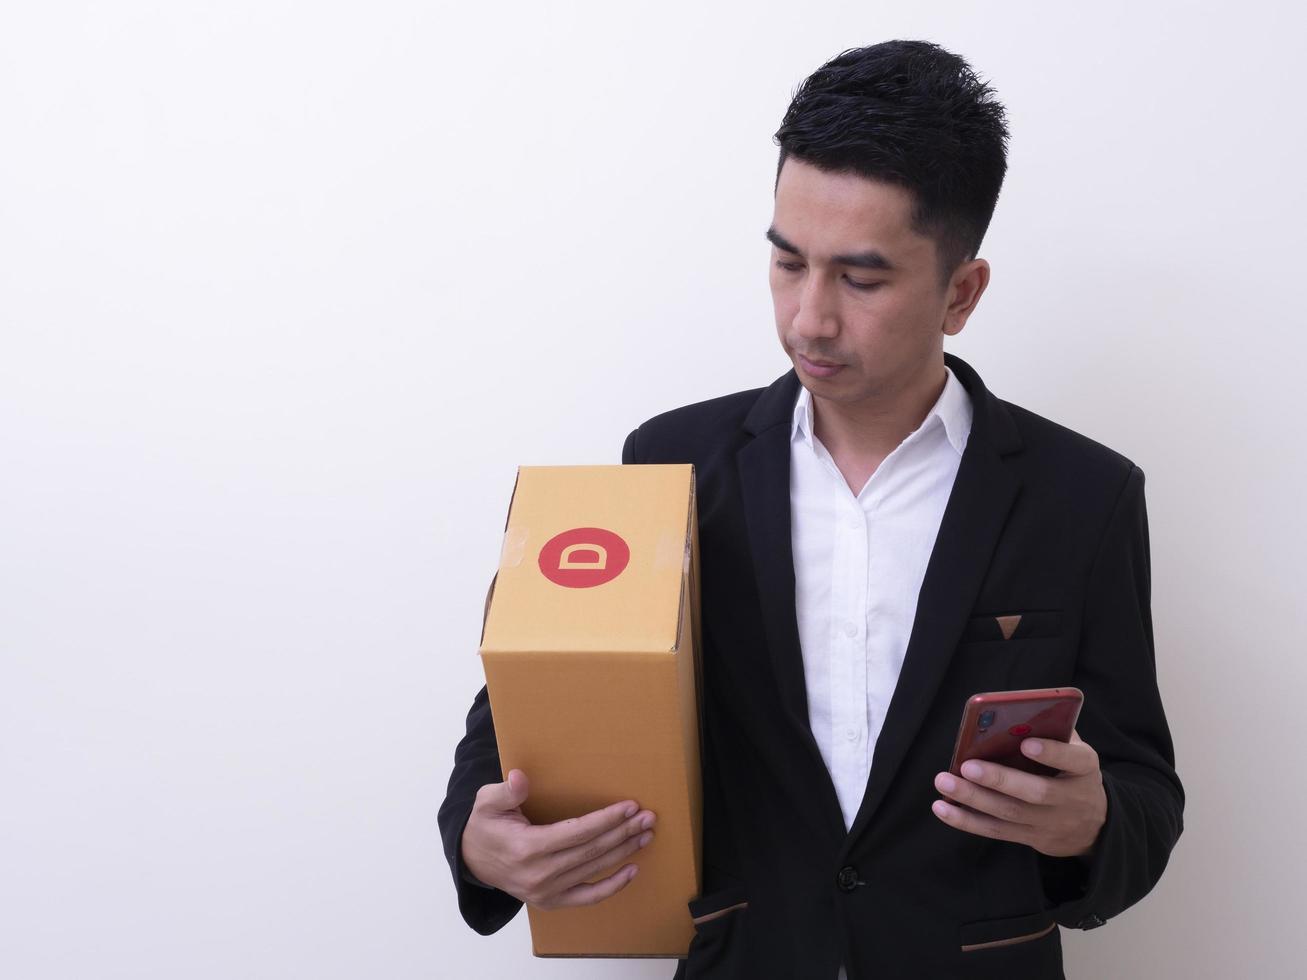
654, 530, 686, 571
500, 527, 529, 568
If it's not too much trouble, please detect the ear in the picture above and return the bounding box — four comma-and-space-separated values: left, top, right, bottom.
941, 258, 990, 337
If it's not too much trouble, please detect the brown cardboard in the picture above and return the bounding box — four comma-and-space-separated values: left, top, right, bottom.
478, 463, 703, 958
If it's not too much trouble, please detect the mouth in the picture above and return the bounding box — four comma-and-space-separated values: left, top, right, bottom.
796, 353, 847, 378
798, 353, 843, 368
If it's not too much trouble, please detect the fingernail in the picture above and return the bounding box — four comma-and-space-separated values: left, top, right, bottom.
932, 800, 950, 818
623, 803, 638, 818
640, 813, 655, 830
960, 760, 983, 780
936, 773, 957, 793
639, 831, 653, 847
1023, 740, 1043, 756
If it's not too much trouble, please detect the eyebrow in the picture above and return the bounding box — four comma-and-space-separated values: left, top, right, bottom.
765, 226, 897, 272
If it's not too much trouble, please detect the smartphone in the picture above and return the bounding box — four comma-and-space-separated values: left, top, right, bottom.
948, 687, 1083, 778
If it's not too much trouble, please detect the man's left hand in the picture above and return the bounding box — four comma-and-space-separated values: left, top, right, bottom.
931, 729, 1107, 858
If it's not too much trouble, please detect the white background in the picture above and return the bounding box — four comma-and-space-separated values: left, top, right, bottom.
2, 1, 1303, 977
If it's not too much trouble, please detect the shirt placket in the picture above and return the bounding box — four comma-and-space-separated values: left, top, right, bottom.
843, 489, 869, 785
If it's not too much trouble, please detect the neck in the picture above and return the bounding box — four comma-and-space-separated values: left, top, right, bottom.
810, 355, 948, 463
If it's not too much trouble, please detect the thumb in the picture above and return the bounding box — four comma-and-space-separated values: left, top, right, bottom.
489, 768, 530, 812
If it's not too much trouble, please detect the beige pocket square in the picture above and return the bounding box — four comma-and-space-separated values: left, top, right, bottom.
995, 614, 1022, 640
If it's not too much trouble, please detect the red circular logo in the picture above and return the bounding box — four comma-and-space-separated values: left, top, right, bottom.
538, 527, 630, 588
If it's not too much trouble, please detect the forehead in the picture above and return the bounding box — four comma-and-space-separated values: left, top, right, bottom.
772, 158, 931, 264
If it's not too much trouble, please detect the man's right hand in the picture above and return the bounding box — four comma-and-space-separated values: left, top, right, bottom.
460, 768, 657, 910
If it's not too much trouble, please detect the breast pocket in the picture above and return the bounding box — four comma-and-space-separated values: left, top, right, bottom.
954, 610, 1071, 692
959, 610, 1063, 643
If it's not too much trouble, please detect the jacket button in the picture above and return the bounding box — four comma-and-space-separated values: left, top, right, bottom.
837, 866, 860, 891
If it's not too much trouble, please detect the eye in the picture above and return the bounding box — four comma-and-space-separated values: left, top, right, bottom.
774, 260, 882, 292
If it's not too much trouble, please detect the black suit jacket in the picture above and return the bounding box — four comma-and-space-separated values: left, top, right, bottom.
438, 352, 1184, 979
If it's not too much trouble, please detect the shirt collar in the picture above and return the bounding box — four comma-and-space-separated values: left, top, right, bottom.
791, 364, 973, 457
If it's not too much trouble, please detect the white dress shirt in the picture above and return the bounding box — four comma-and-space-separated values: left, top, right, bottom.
789, 366, 973, 980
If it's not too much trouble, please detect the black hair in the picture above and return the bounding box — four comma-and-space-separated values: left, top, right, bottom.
773, 40, 1011, 290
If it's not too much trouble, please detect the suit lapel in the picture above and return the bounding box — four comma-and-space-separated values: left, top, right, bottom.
841, 352, 1024, 851
736, 368, 847, 841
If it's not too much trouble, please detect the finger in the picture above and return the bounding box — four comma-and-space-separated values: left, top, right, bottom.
935, 771, 1037, 824
547, 823, 653, 897
955, 759, 1061, 807
546, 808, 654, 880
1021, 736, 1098, 776
544, 861, 641, 909
530, 799, 643, 856
931, 798, 1031, 845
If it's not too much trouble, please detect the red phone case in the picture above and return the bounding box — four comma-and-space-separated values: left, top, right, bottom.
948, 687, 1084, 778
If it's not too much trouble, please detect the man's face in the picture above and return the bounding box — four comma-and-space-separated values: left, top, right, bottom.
768, 156, 966, 400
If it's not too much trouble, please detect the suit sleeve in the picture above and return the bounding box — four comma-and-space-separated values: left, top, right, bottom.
438, 427, 643, 934
1039, 463, 1185, 930
622, 426, 641, 465
437, 677, 526, 935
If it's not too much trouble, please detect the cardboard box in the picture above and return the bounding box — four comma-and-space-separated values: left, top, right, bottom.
478, 463, 703, 957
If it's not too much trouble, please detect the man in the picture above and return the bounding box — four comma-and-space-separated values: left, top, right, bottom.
438, 39, 1183, 979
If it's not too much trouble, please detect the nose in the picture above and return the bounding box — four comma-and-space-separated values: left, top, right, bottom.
791, 272, 839, 341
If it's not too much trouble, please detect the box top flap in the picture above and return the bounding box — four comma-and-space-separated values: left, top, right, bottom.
481, 463, 695, 654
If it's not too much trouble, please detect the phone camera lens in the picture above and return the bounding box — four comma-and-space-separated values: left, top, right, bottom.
978, 710, 995, 730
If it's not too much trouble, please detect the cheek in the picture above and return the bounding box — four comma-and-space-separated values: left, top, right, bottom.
868, 294, 929, 338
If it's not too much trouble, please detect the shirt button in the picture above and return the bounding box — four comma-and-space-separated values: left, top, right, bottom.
847, 515, 861, 530
844, 621, 857, 638
845, 727, 857, 741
